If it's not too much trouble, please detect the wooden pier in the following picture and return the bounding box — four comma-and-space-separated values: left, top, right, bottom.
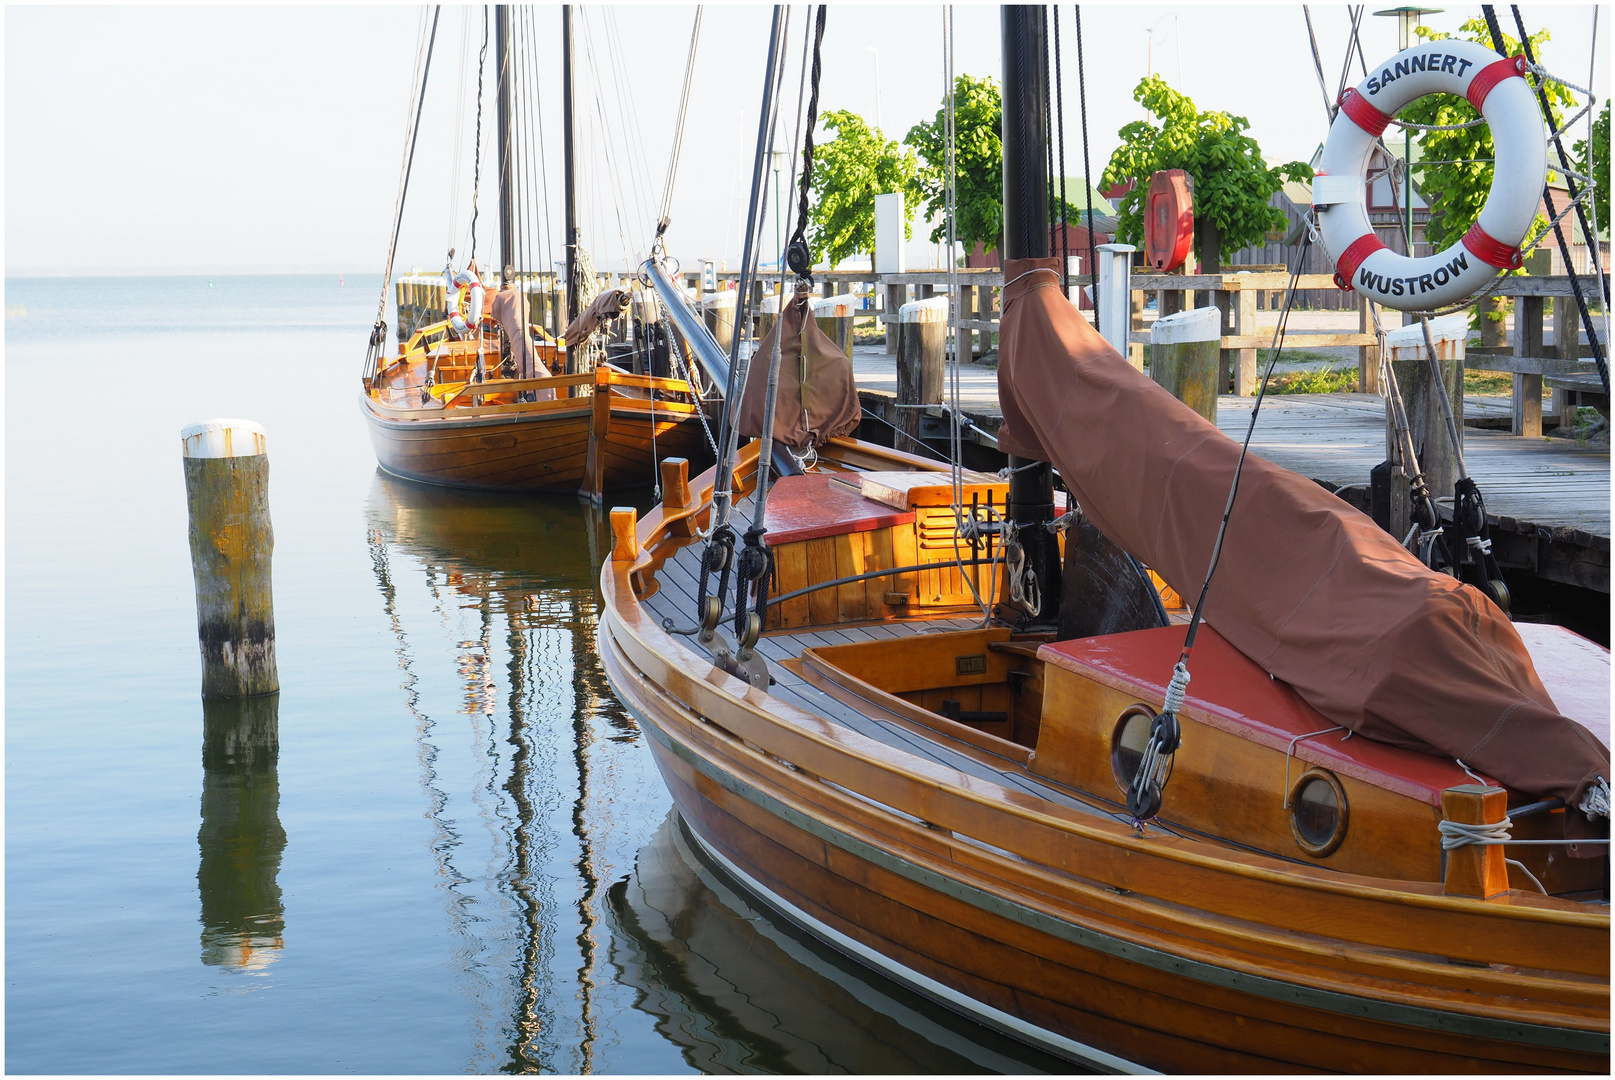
851, 353, 1609, 600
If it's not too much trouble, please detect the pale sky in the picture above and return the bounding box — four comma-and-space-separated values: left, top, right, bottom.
5, 3, 1608, 276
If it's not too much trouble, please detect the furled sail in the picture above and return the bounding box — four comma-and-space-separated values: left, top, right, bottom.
737, 282, 861, 452
994, 256, 1608, 811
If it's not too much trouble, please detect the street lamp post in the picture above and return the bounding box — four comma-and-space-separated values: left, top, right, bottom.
866, 47, 883, 132
1374, 7, 1443, 255
771, 149, 789, 274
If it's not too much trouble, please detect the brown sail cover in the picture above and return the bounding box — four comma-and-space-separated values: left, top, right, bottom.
562, 288, 629, 345
995, 257, 1607, 808
737, 283, 861, 452
490, 286, 555, 400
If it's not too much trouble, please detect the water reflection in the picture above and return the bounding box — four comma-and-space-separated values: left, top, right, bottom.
609, 812, 1068, 1074
362, 470, 1066, 1073
366, 471, 628, 1073
198, 694, 286, 972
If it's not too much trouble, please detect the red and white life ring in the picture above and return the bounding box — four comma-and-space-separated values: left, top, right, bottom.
1316, 39, 1544, 311
444, 268, 486, 337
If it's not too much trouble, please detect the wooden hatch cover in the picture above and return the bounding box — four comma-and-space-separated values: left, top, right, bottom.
1143, 169, 1194, 271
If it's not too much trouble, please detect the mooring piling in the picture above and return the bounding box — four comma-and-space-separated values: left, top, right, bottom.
182, 419, 278, 698
896, 296, 948, 444
1150, 306, 1222, 424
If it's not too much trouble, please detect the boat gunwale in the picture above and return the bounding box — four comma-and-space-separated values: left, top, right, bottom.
603, 450, 1610, 941
599, 620, 1610, 1058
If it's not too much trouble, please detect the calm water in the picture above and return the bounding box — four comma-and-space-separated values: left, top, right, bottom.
5, 275, 1064, 1073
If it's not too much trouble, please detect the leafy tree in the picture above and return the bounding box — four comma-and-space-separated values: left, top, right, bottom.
1100, 76, 1311, 270
1402, 19, 1574, 253
807, 110, 917, 269
1573, 101, 1609, 236
1402, 20, 1573, 337
904, 74, 1004, 254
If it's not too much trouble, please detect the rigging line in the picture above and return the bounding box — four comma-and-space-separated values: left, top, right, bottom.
371, 5, 442, 351
1053, 4, 1070, 291
449, 7, 472, 254
603, 9, 658, 255
577, 14, 632, 271
1334, 6, 1366, 110
469, 6, 490, 269
751, 3, 818, 532
1498, 5, 1610, 395
1302, 7, 1334, 123
1591, 6, 1609, 370
1075, 5, 1097, 335
1043, 6, 1056, 259
658, 7, 704, 241
711, 4, 790, 532
526, 5, 556, 314
1178, 232, 1315, 665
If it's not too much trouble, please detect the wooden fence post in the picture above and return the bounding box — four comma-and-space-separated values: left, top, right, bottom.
1384, 314, 1467, 536
1512, 295, 1545, 437
1358, 295, 1381, 395
182, 420, 277, 699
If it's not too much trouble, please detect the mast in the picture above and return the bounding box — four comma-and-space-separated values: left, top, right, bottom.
1000, 6, 1062, 627
562, 4, 579, 341
496, 4, 514, 281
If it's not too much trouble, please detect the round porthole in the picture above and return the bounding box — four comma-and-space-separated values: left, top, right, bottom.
1290, 770, 1348, 857
1110, 706, 1156, 794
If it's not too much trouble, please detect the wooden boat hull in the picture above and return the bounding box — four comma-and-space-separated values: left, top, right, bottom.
604, 623, 1606, 1073
361, 392, 712, 495
598, 447, 1608, 1074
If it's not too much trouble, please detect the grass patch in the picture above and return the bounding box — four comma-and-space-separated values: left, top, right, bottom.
1256, 347, 1344, 367
1464, 370, 1512, 396
1266, 364, 1359, 394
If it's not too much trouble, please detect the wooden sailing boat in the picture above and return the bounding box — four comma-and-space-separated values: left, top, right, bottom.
361, 6, 713, 500
600, 7, 1609, 1071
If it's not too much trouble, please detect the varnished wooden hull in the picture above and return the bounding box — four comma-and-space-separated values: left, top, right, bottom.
360, 393, 711, 495
598, 444, 1608, 1074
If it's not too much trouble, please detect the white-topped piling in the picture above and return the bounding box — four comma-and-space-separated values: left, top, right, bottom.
897, 296, 950, 442
182, 419, 277, 698
812, 292, 860, 358
1150, 306, 1222, 423
702, 290, 736, 351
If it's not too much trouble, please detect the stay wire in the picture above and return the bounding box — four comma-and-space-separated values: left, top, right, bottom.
1177, 232, 1315, 667
468, 7, 489, 270
1075, 6, 1097, 334
1043, 6, 1056, 259
790, 6, 829, 250
1052, 5, 1070, 291
656, 8, 705, 247
369, 5, 442, 376
1495, 6, 1609, 394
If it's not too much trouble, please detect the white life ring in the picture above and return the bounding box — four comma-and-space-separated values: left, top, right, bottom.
1316, 40, 1544, 311
444, 268, 485, 337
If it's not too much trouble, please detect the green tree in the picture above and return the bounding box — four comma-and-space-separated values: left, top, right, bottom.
904, 74, 1004, 255
1402, 19, 1575, 253
807, 110, 917, 269
1100, 76, 1311, 270
1573, 101, 1609, 236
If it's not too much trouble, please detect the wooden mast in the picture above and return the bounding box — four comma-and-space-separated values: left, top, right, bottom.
1000, 6, 1062, 627
562, 4, 579, 361
496, 4, 513, 281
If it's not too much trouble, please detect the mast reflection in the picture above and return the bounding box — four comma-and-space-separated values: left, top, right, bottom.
198, 693, 286, 972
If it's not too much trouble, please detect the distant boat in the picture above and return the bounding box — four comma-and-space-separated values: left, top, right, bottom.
339, 274, 345, 286
359, 5, 713, 500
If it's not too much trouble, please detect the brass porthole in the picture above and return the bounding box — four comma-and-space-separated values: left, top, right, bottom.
1110, 706, 1156, 794
1290, 769, 1349, 857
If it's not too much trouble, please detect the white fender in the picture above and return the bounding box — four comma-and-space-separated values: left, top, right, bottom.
1316, 39, 1544, 311
446, 269, 485, 337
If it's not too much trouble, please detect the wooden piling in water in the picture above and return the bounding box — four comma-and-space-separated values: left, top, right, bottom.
897, 297, 948, 444
182, 420, 277, 698
1384, 314, 1465, 538
1149, 307, 1221, 423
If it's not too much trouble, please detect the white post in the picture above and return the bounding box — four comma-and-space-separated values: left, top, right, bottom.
1095, 243, 1136, 366
874, 193, 906, 274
